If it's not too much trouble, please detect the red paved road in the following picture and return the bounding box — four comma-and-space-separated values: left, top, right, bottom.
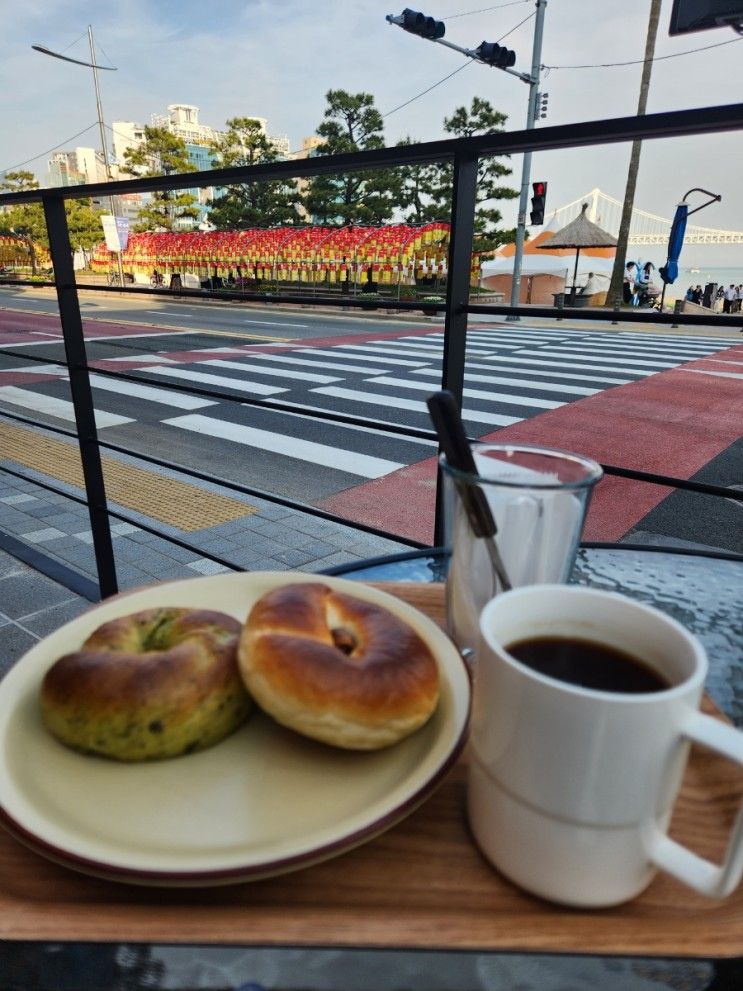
315, 342, 743, 543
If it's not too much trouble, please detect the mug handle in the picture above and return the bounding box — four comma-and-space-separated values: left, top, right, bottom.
647, 711, 743, 898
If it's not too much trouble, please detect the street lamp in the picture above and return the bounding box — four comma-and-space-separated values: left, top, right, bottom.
32, 26, 126, 286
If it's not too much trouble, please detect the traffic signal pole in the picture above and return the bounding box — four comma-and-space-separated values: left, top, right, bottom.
508, 0, 547, 320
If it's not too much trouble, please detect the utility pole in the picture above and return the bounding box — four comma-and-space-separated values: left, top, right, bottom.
508, 0, 547, 319
33, 28, 126, 286
88, 25, 126, 288
607, 0, 662, 308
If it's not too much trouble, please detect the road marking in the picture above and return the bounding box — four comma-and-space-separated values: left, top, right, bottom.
543, 341, 718, 359
297, 348, 424, 367
87, 373, 218, 409
162, 413, 403, 478
0, 386, 133, 427
204, 359, 340, 385
468, 354, 654, 376
244, 353, 389, 375
146, 310, 195, 317
144, 365, 287, 396
342, 343, 455, 359
3, 363, 66, 375
410, 367, 599, 396
365, 375, 564, 409
512, 349, 675, 370
311, 386, 520, 426
464, 360, 631, 385
242, 319, 309, 328
273, 400, 438, 446
683, 369, 743, 380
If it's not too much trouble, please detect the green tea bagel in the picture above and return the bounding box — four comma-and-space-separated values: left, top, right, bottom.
40, 607, 252, 761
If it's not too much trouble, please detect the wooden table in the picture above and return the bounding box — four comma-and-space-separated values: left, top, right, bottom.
1, 581, 742, 983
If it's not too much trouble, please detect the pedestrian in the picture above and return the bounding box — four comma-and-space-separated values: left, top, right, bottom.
735, 285, 743, 314
691, 285, 703, 305
580, 272, 601, 297
714, 285, 725, 311
685, 285, 695, 302
634, 262, 654, 306
623, 261, 636, 304
723, 284, 736, 313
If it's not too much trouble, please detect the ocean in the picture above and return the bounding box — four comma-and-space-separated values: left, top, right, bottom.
678, 266, 743, 288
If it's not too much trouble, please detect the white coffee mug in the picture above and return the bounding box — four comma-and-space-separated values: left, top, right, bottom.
468, 584, 743, 908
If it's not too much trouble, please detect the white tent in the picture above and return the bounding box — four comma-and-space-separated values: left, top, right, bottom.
480, 253, 615, 281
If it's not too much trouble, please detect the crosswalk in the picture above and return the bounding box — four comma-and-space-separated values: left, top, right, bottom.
0, 325, 732, 496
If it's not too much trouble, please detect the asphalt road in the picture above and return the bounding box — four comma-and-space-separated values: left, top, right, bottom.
0, 285, 426, 342
0, 287, 740, 554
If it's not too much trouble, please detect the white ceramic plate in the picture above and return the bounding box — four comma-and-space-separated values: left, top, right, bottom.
0, 572, 470, 886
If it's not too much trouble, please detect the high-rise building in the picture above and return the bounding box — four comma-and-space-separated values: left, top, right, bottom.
46, 148, 107, 187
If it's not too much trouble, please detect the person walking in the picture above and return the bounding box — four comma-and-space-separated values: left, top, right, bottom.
723, 284, 736, 314
623, 262, 636, 304
734, 286, 743, 314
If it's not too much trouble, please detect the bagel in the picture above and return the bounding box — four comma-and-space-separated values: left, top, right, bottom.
239, 583, 440, 750
40, 608, 252, 761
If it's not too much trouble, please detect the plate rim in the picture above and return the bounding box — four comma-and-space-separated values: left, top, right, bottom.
0, 572, 470, 886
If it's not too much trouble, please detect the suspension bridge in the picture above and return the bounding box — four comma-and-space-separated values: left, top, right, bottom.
549, 188, 743, 246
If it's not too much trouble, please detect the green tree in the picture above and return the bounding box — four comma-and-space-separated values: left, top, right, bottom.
66, 198, 106, 255
121, 126, 199, 232
303, 90, 396, 226
0, 171, 47, 273
208, 117, 298, 229
399, 97, 520, 250
394, 138, 444, 225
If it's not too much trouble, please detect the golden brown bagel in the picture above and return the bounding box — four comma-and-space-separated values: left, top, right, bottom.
40, 608, 252, 761
239, 583, 440, 749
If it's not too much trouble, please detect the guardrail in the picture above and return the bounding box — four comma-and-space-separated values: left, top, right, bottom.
1, 100, 742, 598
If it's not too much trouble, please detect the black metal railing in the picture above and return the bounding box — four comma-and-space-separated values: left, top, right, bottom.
1, 100, 742, 598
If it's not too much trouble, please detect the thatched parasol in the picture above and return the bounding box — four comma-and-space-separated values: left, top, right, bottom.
537, 203, 617, 299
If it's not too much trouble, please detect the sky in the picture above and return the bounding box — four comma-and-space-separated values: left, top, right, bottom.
2, 0, 742, 266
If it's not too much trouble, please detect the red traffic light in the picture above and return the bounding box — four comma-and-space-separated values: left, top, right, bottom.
530, 181, 547, 225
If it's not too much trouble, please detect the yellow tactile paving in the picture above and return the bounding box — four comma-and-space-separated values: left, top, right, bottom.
0, 423, 257, 532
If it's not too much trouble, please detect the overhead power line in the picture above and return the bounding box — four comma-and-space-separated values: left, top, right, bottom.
445, 0, 530, 18
381, 60, 474, 121
381, 9, 535, 125
544, 35, 742, 70
0, 123, 99, 177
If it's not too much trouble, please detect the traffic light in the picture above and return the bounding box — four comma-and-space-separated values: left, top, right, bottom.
476, 40, 516, 69
530, 181, 547, 225
399, 8, 445, 39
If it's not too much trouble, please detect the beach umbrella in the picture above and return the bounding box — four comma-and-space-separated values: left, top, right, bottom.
537, 202, 617, 298
658, 202, 688, 286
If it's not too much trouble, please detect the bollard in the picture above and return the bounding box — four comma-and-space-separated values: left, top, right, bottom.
611, 296, 621, 326
671, 298, 683, 330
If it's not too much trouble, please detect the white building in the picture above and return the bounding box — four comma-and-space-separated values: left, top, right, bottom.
46, 147, 107, 187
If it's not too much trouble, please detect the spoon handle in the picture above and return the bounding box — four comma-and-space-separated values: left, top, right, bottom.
427, 391, 512, 591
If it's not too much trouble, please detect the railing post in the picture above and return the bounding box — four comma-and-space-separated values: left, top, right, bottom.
434, 150, 478, 547
42, 193, 118, 598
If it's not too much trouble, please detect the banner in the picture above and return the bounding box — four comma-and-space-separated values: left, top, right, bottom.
100, 215, 130, 253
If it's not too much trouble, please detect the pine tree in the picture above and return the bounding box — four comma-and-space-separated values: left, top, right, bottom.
303, 90, 396, 226
399, 97, 519, 250
208, 117, 299, 229
0, 171, 47, 273
121, 126, 199, 232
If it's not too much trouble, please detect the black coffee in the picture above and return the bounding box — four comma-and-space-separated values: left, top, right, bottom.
506, 636, 671, 694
